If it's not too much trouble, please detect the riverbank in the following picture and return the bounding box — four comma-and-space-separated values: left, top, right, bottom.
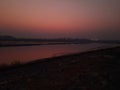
0, 46, 120, 90
0, 43, 90, 47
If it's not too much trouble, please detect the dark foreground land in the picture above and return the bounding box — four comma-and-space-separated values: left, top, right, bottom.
0, 46, 120, 90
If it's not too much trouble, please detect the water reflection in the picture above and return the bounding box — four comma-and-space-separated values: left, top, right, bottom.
0, 44, 116, 64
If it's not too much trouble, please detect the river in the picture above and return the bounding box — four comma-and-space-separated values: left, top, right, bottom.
0, 43, 117, 64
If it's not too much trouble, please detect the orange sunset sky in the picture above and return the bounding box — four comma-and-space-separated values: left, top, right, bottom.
0, 0, 120, 39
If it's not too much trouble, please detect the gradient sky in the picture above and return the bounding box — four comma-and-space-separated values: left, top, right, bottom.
0, 0, 120, 39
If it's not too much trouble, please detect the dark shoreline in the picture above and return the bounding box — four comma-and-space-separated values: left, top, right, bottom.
0, 43, 81, 47
0, 46, 120, 90
0, 42, 119, 47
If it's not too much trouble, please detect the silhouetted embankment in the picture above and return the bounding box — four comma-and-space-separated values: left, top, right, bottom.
0, 46, 120, 90
0, 37, 120, 47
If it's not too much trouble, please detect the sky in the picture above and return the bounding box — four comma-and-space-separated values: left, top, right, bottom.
0, 0, 120, 39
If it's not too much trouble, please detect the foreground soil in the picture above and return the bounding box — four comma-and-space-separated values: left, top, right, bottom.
0, 46, 120, 90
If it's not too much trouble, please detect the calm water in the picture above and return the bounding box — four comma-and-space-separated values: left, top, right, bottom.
0, 44, 117, 64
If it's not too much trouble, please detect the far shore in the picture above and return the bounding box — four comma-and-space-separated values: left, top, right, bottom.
0, 46, 120, 90
0, 43, 87, 47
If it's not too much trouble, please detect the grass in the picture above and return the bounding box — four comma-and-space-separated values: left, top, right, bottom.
0, 60, 23, 70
